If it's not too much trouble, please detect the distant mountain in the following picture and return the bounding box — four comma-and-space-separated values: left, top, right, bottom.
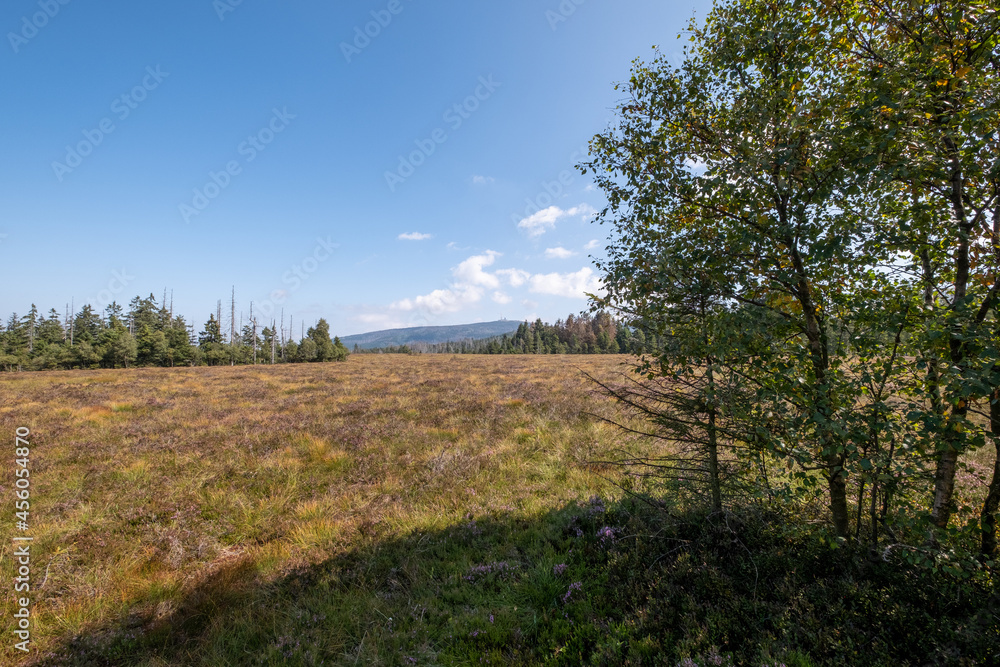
340, 320, 522, 350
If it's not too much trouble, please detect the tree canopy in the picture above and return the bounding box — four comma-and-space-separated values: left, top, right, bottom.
583, 0, 999, 552
0, 294, 349, 370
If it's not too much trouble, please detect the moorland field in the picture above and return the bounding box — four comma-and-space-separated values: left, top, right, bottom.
0, 356, 995, 666
0, 356, 635, 665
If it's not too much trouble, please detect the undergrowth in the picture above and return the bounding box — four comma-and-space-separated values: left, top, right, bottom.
36, 496, 998, 666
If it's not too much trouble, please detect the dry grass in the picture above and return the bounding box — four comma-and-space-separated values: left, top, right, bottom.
1, 355, 995, 665
0, 355, 640, 665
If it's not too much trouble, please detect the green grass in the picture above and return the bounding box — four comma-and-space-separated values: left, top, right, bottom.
1, 356, 996, 665
29, 495, 999, 666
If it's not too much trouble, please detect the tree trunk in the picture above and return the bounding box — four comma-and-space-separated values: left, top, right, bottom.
931, 134, 972, 531
980, 388, 1000, 557
919, 249, 945, 419
932, 446, 960, 530
786, 233, 850, 537
706, 360, 722, 512
826, 456, 850, 538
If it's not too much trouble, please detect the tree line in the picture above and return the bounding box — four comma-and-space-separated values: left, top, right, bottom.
0, 293, 348, 371
584, 0, 1000, 562
355, 312, 665, 355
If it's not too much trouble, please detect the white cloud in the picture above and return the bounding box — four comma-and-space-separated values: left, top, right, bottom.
386, 249, 602, 323
545, 246, 576, 259
454, 251, 501, 288
398, 232, 432, 241
584, 239, 600, 251
472, 175, 495, 185
496, 268, 530, 287
517, 206, 563, 236
529, 267, 603, 299
392, 284, 484, 315
390, 251, 503, 317
516, 204, 596, 237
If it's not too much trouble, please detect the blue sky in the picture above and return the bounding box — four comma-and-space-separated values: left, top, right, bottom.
1, 0, 709, 337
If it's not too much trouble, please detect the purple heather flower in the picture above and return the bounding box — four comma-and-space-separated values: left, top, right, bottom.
562, 581, 583, 603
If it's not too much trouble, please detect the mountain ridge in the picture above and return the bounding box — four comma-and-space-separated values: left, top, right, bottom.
340, 320, 522, 350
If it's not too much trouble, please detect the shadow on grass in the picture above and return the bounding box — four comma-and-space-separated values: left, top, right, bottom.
31, 496, 999, 667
